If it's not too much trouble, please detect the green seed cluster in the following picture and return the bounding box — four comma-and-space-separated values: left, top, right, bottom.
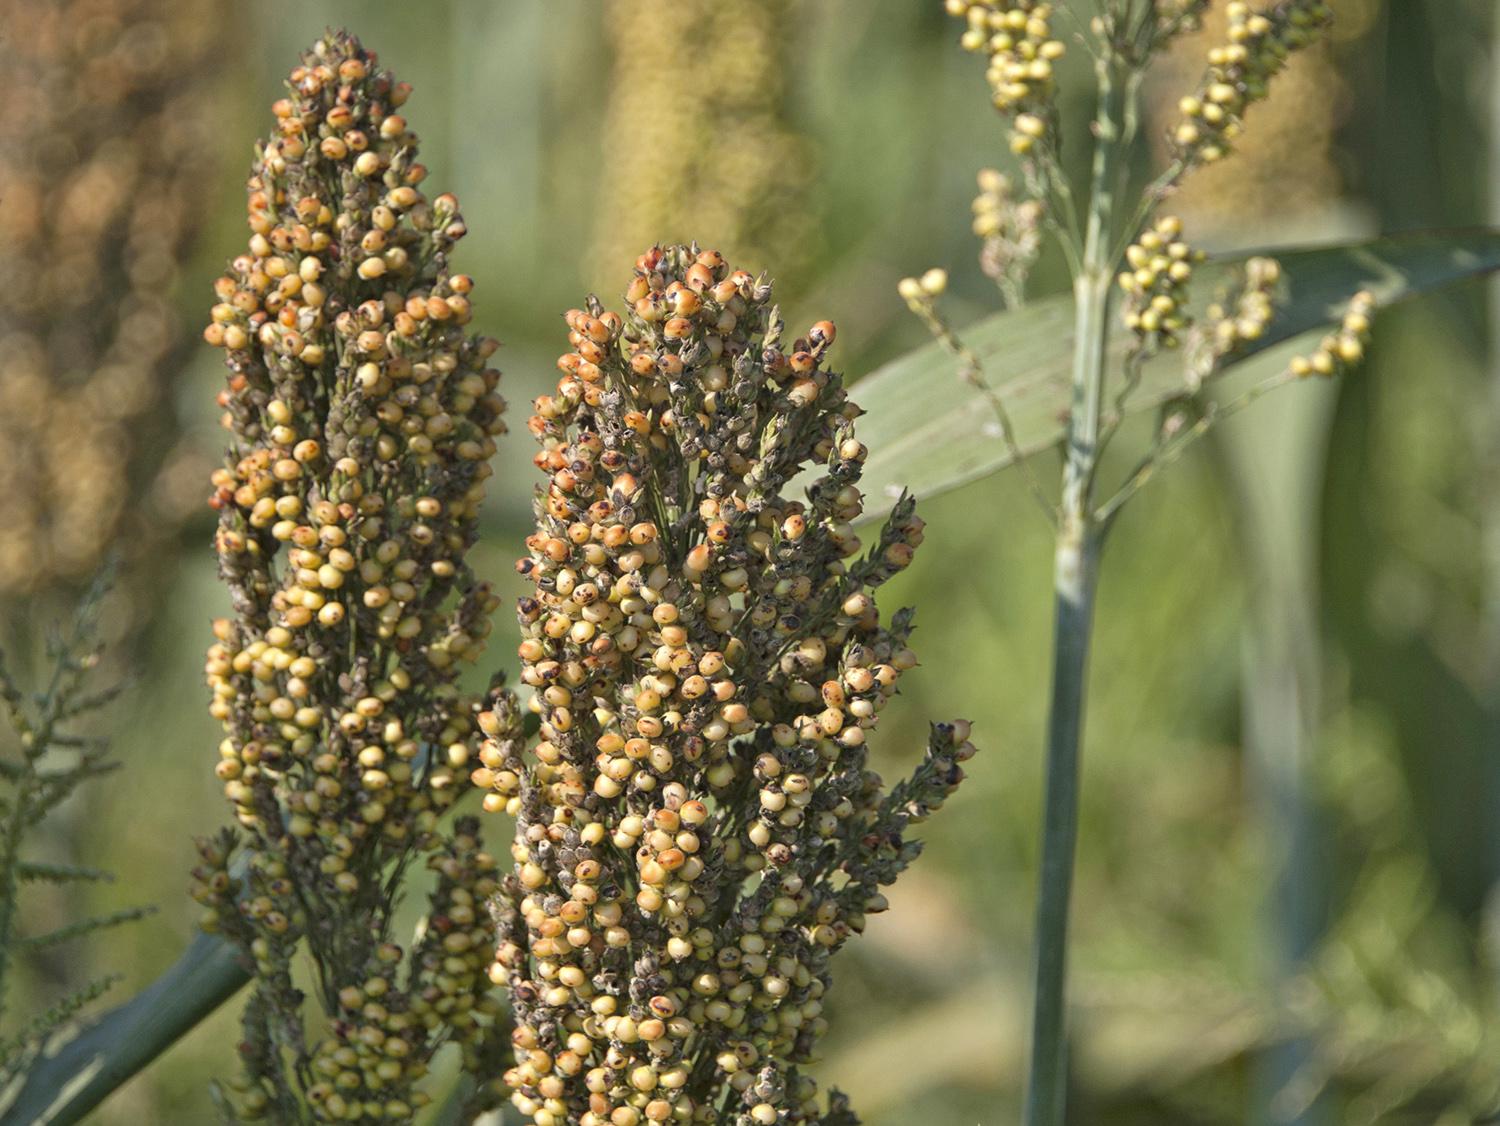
0, 0, 218, 598
1118, 216, 1203, 351
946, 0, 1065, 154
478, 244, 974, 1126
193, 32, 514, 1121
1172, 1, 1334, 167
1289, 290, 1374, 378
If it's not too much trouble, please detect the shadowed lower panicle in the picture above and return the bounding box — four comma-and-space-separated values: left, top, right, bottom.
474, 245, 974, 1125
191, 31, 517, 1122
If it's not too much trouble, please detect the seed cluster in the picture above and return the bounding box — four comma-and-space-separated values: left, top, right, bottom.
193, 32, 514, 1121
1289, 290, 1374, 379
1118, 216, 1202, 351
1172, 1, 1334, 167
478, 244, 974, 1126
1185, 255, 1281, 382
1157, 1, 1213, 38
971, 169, 1045, 305
946, 0, 1065, 154
0, 0, 218, 599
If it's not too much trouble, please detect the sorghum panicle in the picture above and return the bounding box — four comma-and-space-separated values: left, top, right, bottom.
193, 31, 515, 1121
1172, 1, 1334, 168
946, 0, 1065, 154
478, 244, 974, 1126
0, 0, 219, 599
592, 0, 813, 288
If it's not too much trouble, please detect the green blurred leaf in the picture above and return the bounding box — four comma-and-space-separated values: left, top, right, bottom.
850, 230, 1500, 520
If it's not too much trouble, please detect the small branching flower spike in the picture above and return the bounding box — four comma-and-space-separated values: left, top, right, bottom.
1158, 1, 1213, 38
1118, 215, 1202, 353
1289, 290, 1375, 379
1186, 256, 1282, 385
196, 31, 514, 1121
972, 170, 1047, 309
947, 1, 1066, 155
479, 245, 974, 1126
1173, 1, 1334, 169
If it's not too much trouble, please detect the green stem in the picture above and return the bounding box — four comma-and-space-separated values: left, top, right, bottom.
0, 933, 249, 1125
1024, 519, 1101, 1126
1023, 42, 1129, 1126
0, 777, 34, 1024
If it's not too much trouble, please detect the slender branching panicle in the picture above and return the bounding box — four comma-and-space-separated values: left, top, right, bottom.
0, 574, 151, 1091
477, 244, 974, 1126
0, 0, 220, 603
1172, 1, 1334, 169
193, 32, 516, 1122
1150, 3, 1344, 228
971, 169, 1047, 309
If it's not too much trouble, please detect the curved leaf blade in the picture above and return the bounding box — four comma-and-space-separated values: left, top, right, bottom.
850, 229, 1500, 520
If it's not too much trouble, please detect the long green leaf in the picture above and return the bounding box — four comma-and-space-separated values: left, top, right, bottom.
850, 230, 1500, 519
0, 933, 249, 1125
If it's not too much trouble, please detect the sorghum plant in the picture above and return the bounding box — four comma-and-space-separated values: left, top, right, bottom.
194, 32, 516, 1122
478, 244, 974, 1125
916, 3, 1359, 1124
0, 0, 219, 605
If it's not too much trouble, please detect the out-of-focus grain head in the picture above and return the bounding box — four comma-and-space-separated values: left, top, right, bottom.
0, 0, 223, 606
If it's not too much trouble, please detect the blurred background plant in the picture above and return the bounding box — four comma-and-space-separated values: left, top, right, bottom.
1, 1, 1497, 1123
0, 574, 153, 1097
0, 0, 226, 636
589, 0, 817, 292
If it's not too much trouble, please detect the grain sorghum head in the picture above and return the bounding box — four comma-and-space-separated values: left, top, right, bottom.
476, 244, 974, 1125
591, 0, 814, 289
0, 0, 219, 601
193, 31, 517, 1121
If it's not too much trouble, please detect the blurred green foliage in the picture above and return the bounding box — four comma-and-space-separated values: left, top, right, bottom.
4, 1, 1498, 1122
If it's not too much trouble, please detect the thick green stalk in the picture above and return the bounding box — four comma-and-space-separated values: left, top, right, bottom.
0, 933, 248, 1125
1024, 520, 1100, 1126
1023, 46, 1129, 1126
